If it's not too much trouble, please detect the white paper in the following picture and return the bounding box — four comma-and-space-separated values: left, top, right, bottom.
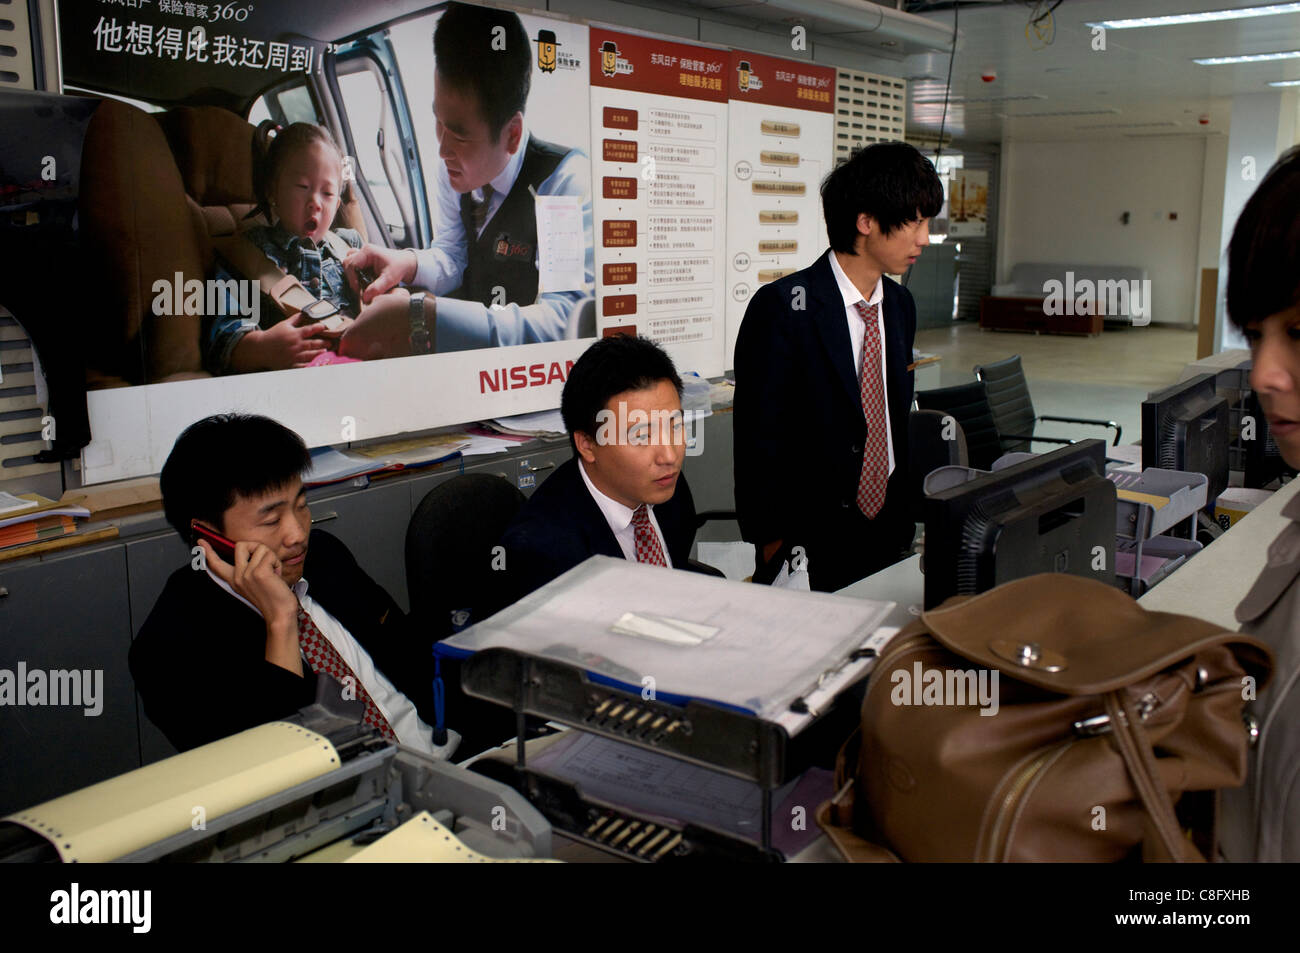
534, 194, 585, 293
489, 409, 566, 436
0, 492, 38, 516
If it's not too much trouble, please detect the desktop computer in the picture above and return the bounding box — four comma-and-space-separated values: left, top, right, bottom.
1141, 373, 1230, 507
922, 440, 1117, 609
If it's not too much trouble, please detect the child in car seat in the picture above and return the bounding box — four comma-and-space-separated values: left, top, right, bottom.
203, 121, 408, 372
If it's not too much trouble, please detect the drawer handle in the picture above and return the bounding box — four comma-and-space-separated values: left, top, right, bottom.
0, 586, 7, 598
527, 462, 555, 473
311, 511, 339, 524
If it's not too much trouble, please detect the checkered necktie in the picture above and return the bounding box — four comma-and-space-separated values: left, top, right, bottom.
471, 183, 495, 235
295, 602, 396, 741
854, 299, 889, 519
631, 504, 667, 566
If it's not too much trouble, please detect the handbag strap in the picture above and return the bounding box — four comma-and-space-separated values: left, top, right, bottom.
1104, 691, 1204, 863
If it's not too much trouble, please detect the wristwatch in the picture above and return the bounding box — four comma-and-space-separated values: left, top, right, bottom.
408, 292, 433, 355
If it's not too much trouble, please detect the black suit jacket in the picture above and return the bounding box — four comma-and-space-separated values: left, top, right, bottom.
489, 456, 698, 613
733, 250, 916, 586
130, 529, 433, 752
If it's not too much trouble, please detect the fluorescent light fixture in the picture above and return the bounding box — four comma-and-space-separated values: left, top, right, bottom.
1268, 78, 1300, 85
1194, 50, 1300, 65
1091, 4, 1300, 29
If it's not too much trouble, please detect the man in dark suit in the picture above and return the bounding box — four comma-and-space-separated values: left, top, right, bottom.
130, 414, 451, 756
734, 142, 943, 592
491, 334, 699, 611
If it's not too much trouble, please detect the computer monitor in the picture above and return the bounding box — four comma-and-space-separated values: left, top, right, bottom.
1141, 374, 1230, 507
922, 440, 1116, 609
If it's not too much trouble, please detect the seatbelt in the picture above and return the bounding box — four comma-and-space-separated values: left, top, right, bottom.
211, 233, 318, 318
210, 230, 357, 320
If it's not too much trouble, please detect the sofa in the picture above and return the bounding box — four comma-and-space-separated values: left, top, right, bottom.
981, 263, 1150, 336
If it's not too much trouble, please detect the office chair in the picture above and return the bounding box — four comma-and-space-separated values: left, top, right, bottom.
908, 409, 969, 520
915, 381, 1004, 471
406, 473, 527, 757
974, 355, 1121, 454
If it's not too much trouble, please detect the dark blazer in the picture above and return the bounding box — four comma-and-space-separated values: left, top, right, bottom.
130, 529, 433, 753
489, 456, 698, 613
733, 249, 916, 588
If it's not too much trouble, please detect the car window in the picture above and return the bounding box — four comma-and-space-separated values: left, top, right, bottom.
336, 62, 408, 244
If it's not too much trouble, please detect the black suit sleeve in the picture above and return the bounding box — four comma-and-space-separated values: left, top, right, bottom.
733, 283, 804, 546
130, 571, 317, 752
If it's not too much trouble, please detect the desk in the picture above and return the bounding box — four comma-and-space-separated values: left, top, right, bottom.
1137, 478, 1299, 628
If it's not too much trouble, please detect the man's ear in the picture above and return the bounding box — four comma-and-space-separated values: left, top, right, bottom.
503, 113, 524, 155
573, 430, 598, 464
856, 212, 875, 238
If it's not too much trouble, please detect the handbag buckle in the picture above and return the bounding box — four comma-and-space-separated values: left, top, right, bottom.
990, 639, 1067, 673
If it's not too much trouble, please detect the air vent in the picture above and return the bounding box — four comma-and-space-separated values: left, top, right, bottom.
0, 0, 36, 89
835, 68, 907, 166
0, 309, 57, 481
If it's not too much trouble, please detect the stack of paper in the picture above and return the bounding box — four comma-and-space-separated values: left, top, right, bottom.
445, 556, 893, 721
485, 409, 566, 438
0, 493, 92, 550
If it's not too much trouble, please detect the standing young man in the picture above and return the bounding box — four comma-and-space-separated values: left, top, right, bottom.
733, 142, 943, 592
342, 2, 593, 356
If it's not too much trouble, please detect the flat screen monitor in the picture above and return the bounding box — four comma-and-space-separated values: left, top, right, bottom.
1141, 373, 1230, 505
922, 440, 1116, 609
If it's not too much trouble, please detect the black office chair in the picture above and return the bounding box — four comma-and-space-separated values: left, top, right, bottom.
915, 380, 1004, 471
406, 473, 526, 757
974, 354, 1121, 454
908, 409, 969, 519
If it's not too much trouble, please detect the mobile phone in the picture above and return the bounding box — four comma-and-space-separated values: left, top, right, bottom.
190, 519, 236, 562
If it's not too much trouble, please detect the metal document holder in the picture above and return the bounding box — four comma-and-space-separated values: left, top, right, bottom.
460, 646, 864, 863
1110, 468, 1208, 596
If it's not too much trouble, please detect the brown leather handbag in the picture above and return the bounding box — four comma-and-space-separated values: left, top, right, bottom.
817, 574, 1273, 862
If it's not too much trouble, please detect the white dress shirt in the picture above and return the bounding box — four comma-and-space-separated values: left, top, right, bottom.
577, 460, 673, 567
827, 249, 895, 477
203, 566, 440, 756
412, 126, 595, 349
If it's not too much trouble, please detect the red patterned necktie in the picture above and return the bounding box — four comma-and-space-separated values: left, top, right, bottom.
853, 299, 889, 519
295, 602, 397, 741
631, 504, 668, 566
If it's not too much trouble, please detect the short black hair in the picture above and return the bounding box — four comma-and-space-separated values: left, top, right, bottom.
160, 414, 311, 542
434, 2, 532, 140
561, 335, 683, 450
1227, 145, 1300, 331
821, 142, 944, 253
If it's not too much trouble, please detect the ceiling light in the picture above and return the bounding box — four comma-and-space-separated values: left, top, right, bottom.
1194, 50, 1300, 65
1268, 78, 1300, 85
1091, 4, 1300, 29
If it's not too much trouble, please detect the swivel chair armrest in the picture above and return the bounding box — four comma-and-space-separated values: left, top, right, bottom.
1036, 415, 1122, 445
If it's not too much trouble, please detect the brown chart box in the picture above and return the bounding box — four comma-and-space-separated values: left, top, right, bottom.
602, 293, 637, 317
760, 150, 800, 166
604, 107, 638, 129
752, 181, 806, 195
602, 138, 638, 163
761, 119, 800, 136
602, 220, 637, 247
758, 268, 797, 283
758, 239, 798, 253
603, 176, 638, 200
602, 262, 638, 286
759, 210, 799, 223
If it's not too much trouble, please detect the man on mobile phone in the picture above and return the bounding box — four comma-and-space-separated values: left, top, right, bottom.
129, 413, 456, 756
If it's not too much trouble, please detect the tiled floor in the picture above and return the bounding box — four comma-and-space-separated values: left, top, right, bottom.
915, 322, 1200, 449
